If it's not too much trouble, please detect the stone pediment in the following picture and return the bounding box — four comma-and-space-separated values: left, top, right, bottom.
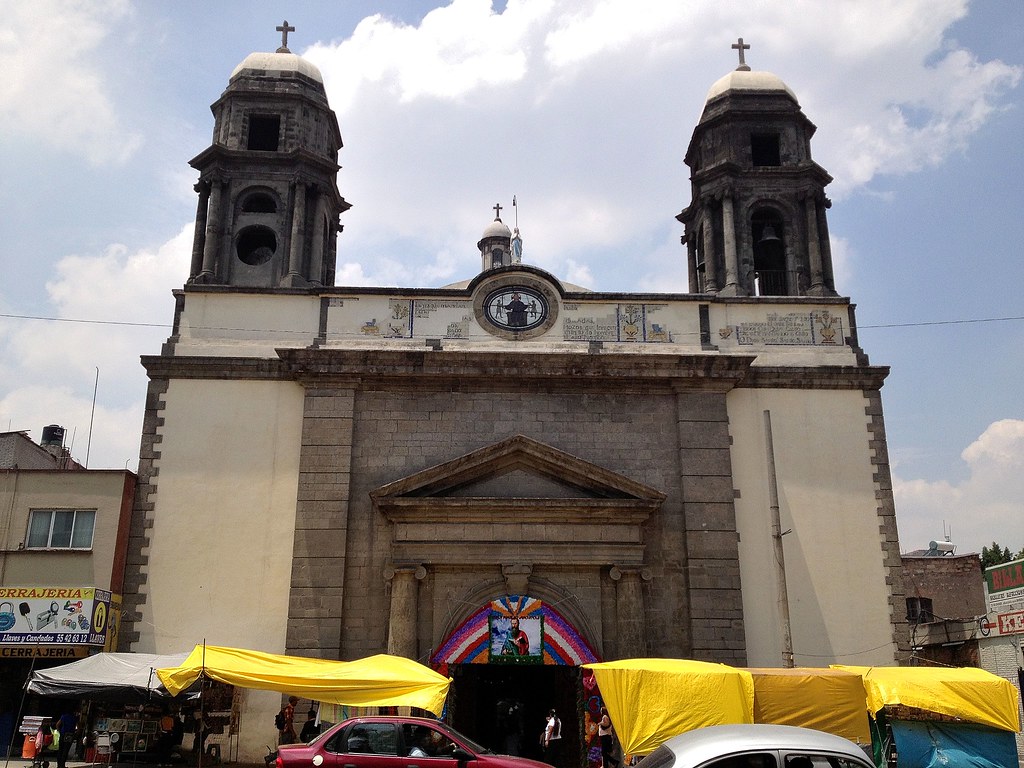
371, 435, 665, 527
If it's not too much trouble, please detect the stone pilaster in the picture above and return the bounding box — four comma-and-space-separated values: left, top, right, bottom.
385, 564, 427, 659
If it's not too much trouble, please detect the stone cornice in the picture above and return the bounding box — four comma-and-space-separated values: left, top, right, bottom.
140, 352, 886, 391
278, 349, 756, 392
742, 365, 889, 390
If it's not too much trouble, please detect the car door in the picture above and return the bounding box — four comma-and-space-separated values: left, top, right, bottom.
399, 722, 465, 768
321, 722, 403, 768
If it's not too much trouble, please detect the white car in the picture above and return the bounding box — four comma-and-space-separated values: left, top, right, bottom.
633, 724, 875, 768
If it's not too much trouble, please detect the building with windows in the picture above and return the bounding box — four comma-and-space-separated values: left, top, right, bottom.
120, 32, 907, 764
0, 430, 132, 751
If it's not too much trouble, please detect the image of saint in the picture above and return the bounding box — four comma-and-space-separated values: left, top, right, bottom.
503, 293, 529, 327
501, 617, 530, 656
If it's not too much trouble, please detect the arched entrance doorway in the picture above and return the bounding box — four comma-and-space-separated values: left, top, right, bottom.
433, 596, 599, 768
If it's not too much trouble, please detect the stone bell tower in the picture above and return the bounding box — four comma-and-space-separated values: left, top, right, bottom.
679, 39, 837, 297
187, 22, 350, 288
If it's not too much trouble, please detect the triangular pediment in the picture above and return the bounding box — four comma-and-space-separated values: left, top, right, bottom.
370, 435, 665, 503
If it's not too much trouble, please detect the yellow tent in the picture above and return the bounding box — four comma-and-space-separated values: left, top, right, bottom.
747, 667, 870, 745
157, 645, 451, 716
583, 658, 754, 755
833, 665, 1020, 733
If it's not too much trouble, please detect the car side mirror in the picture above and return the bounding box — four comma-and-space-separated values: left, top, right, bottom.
451, 748, 473, 762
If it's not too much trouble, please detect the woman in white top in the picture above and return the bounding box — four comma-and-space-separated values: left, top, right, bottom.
543, 709, 561, 767
598, 707, 618, 768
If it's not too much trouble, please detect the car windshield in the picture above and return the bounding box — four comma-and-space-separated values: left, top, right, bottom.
444, 724, 491, 755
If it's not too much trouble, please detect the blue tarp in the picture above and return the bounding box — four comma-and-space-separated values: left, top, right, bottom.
891, 720, 1020, 768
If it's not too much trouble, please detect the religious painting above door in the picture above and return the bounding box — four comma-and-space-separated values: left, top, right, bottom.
433, 595, 598, 668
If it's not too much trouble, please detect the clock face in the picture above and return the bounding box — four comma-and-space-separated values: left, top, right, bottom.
483, 286, 548, 331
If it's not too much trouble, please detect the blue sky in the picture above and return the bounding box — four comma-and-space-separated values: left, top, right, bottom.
0, 0, 1021, 555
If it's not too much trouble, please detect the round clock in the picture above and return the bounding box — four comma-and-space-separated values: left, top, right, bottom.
483, 286, 548, 331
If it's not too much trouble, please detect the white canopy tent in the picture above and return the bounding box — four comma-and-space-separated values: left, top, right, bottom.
26, 652, 191, 702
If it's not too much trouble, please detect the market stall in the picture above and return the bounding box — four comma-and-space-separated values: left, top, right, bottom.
834, 665, 1021, 768
157, 645, 452, 716
747, 666, 871, 746
583, 658, 754, 755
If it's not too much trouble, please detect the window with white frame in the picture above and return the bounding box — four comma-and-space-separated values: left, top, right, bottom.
26, 509, 96, 549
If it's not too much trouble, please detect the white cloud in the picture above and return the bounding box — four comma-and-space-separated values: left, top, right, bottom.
0, 0, 142, 164
895, 419, 1024, 554
297, 0, 1021, 292
0, 226, 190, 470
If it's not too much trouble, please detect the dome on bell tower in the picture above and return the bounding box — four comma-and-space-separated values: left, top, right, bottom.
704, 68, 797, 103
230, 51, 325, 85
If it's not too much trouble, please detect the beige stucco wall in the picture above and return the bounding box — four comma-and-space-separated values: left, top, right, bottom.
137, 378, 303, 654
175, 292, 321, 357
727, 388, 896, 666
0, 469, 131, 588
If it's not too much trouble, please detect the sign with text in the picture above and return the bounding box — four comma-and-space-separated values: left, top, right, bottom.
985, 559, 1024, 608
0, 587, 118, 647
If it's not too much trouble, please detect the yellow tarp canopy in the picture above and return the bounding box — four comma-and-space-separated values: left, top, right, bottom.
747, 667, 870, 745
584, 658, 754, 755
834, 665, 1021, 733
157, 645, 451, 716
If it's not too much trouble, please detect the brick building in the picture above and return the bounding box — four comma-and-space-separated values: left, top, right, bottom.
120, 34, 906, 763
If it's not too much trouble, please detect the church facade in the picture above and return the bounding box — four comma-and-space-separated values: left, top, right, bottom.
120, 32, 907, 762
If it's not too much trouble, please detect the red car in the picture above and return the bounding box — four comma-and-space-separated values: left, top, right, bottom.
276, 716, 552, 768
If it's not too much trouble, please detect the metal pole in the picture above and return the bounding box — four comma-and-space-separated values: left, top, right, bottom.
85, 367, 99, 469
763, 410, 794, 667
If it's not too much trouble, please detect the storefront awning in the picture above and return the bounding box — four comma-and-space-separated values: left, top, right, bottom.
157, 645, 451, 716
584, 658, 754, 755
27, 651, 190, 701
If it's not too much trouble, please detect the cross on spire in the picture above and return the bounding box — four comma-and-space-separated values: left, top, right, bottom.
493, 202, 503, 220
276, 20, 295, 53
731, 37, 751, 71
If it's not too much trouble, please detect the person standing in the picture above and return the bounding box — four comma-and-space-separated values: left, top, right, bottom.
191, 709, 209, 761
56, 710, 78, 768
598, 707, 618, 768
299, 709, 319, 743
278, 696, 298, 745
543, 709, 561, 768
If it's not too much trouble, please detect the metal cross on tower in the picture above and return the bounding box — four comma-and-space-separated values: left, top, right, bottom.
493, 202, 503, 220
731, 37, 751, 71
276, 20, 296, 52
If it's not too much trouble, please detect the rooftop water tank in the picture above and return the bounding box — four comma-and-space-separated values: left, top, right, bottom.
40, 425, 65, 447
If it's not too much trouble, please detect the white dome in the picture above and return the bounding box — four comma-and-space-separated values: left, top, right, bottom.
481, 219, 512, 239
705, 69, 796, 103
230, 51, 324, 84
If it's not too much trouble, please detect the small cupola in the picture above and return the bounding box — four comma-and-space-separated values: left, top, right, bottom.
478, 203, 514, 272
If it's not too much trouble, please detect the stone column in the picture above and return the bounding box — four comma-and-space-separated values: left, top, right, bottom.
198, 179, 224, 281
804, 194, 827, 295
610, 566, 649, 658
385, 565, 426, 659
817, 197, 836, 294
283, 180, 308, 286
720, 192, 743, 295
702, 211, 718, 293
189, 182, 210, 280
685, 234, 698, 293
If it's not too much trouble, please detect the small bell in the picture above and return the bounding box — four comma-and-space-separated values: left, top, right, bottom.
759, 225, 781, 244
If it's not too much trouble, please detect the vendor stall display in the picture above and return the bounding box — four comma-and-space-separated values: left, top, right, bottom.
834, 665, 1021, 768
583, 658, 754, 755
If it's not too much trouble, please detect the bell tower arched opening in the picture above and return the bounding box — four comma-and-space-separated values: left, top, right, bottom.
751, 208, 787, 296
